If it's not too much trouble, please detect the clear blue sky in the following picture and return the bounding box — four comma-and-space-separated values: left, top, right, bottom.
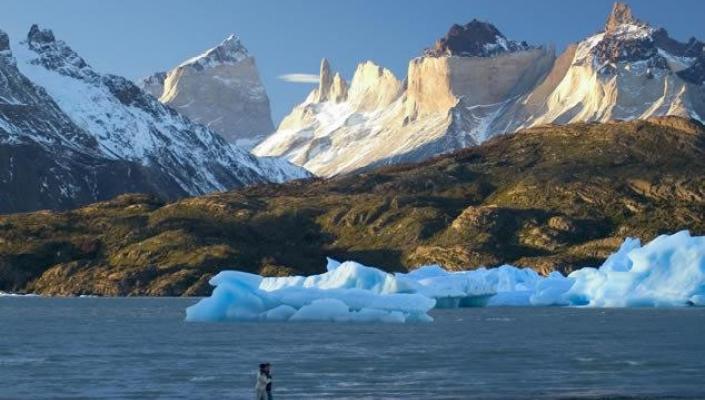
3, 0, 705, 123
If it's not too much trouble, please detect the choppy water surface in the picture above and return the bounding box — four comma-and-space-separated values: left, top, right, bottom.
1, 297, 704, 399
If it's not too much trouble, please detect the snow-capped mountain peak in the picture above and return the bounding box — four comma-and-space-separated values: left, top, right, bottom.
584, 4, 658, 70
139, 33, 275, 146
24, 25, 94, 80
27, 24, 56, 45
2, 24, 307, 209
255, 22, 554, 176
514, 1, 705, 132
255, 2, 705, 177
571, 2, 705, 85
178, 33, 250, 70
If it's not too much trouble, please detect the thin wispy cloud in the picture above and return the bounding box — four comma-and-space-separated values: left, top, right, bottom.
278, 73, 319, 84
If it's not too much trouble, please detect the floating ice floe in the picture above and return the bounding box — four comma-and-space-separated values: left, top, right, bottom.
185, 231, 705, 323
0, 292, 39, 297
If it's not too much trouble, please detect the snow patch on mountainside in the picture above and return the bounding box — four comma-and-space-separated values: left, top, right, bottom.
10, 25, 307, 196
178, 34, 249, 69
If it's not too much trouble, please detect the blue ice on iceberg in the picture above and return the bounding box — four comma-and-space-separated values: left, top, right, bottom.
185, 231, 705, 323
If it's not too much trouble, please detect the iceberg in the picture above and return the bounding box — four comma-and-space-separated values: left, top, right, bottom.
186, 231, 705, 323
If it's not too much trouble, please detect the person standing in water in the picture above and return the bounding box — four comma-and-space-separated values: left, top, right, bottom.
265, 363, 273, 400
255, 363, 272, 400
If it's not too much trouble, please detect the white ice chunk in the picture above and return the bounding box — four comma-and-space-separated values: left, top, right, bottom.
263, 305, 297, 321
690, 295, 705, 306
326, 257, 341, 271
289, 299, 351, 322
186, 231, 705, 323
566, 231, 705, 307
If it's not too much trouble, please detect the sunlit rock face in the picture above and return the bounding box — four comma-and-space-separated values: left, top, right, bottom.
256, 2, 705, 177
503, 2, 705, 133
254, 23, 553, 177
140, 35, 274, 148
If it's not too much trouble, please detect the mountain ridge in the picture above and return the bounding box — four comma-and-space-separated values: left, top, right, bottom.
2, 117, 704, 295
0, 25, 307, 213
254, 2, 705, 177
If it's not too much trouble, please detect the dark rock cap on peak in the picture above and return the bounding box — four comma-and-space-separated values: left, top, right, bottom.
0, 30, 10, 52
27, 24, 55, 45
211, 33, 248, 59
424, 19, 531, 58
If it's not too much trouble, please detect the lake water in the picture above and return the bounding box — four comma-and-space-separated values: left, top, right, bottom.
1, 297, 704, 399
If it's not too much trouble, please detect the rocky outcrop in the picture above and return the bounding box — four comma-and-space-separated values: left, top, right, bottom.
140, 71, 166, 98
424, 19, 532, 57
604, 2, 637, 33
140, 35, 275, 148
347, 61, 402, 110
0, 30, 10, 53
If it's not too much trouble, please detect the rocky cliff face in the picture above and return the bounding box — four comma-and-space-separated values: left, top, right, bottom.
256, 2, 705, 177
140, 35, 275, 148
254, 21, 554, 176
0, 26, 307, 213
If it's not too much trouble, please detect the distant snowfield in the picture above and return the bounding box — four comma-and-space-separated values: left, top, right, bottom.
186, 231, 705, 323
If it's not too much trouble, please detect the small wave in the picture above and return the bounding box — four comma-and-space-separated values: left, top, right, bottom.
335, 382, 363, 387
189, 376, 216, 382
0, 356, 47, 365
485, 317, 514, 322
623, 360, 644, 366
575, 357, 595, 363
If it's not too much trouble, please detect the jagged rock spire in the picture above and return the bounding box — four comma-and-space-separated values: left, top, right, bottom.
330, 72, 348, 103
316, 58, 348, 103
317, 58, 333, 101
605, 2, 638, 32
